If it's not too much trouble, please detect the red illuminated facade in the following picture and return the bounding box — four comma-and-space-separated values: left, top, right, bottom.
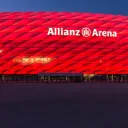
0, 12, 128, 74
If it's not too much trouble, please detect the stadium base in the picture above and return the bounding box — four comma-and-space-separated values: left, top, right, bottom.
0, 74, 128, 83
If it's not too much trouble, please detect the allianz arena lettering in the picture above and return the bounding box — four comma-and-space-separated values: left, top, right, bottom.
92, 29, 117, 37
47, 28, 80, 36
47, 28, 117, 37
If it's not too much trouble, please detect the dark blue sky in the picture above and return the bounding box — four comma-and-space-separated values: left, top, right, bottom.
0, 0, 127, 15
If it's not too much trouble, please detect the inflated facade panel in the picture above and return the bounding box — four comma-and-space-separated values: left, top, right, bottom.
0, 12, 128, 74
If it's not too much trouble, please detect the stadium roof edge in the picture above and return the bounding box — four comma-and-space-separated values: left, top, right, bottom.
0, 11, 127, 18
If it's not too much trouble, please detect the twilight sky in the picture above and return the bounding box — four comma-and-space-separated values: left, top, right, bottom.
0, 0, 127, 15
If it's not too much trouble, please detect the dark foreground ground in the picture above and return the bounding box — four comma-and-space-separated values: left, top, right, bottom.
0, 83, 128, 128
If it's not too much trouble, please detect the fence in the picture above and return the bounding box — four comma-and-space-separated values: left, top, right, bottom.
0, 74, 128, 83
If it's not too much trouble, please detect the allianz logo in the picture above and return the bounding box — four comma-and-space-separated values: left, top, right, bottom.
47, 27, 117, 37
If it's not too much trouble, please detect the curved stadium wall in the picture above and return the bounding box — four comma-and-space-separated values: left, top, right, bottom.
0, 12, 127, 74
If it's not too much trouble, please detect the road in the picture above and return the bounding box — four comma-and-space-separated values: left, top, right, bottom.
0, 83, 128, 128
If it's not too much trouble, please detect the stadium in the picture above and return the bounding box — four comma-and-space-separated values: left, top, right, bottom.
0, 12, 128, 82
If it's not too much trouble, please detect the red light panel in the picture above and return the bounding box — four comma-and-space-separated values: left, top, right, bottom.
0, 12, 128, 74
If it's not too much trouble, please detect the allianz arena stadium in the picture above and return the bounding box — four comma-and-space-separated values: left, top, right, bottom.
0, 12, 128, 82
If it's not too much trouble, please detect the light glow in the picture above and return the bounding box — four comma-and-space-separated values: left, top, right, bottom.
13, 57, 53, 64
0, 50, 3, 53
